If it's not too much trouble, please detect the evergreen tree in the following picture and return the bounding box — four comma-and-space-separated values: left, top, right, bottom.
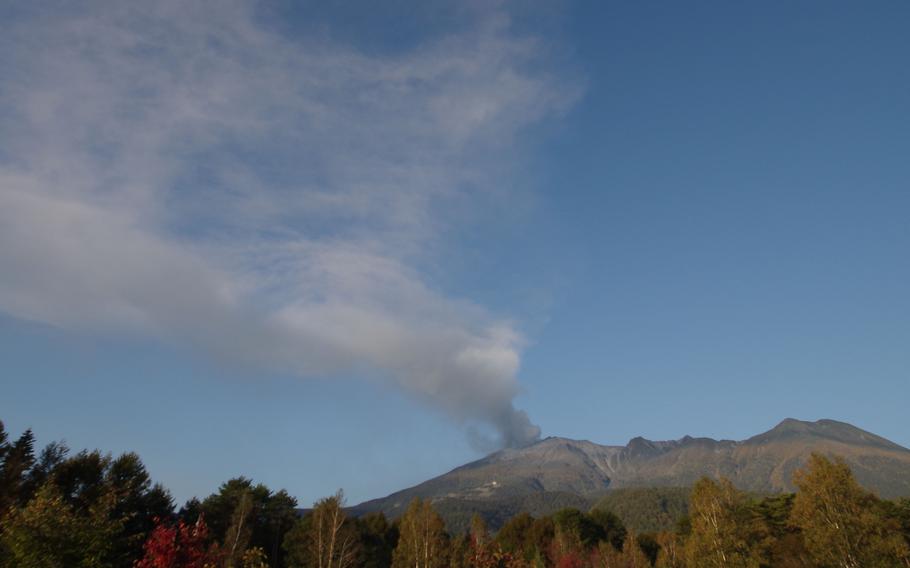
51, 449, 110, 512
495, 512, 536, 558
262, 489, 299, 567
354, 512, 397, 568
25, 441, 69, 496
552, 508, 604, 551
754, 493, 811, 567
0, 428, 36, 511
0, 421, 8, 462
201, 477, 298, 566
588, 508, 628, 552
105, 452, 175, 566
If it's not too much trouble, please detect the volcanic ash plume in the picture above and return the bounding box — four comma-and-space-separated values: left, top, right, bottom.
0, 1, 575, 449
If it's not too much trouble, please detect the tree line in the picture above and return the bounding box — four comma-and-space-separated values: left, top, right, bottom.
2, 419, 909, 567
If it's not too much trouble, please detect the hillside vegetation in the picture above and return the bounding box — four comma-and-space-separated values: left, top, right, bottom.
592, 487, 691, 533
4, 418, 910, 567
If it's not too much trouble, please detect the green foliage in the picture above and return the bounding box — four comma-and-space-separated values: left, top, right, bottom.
6, 417, 910, 568
200, 476, 298, 567
552, 508, 599, 550
892, 498, 910, 547
0, 427, 36, 512
37, 449, 175, 567
105, 452, 176, 565
592, 487, 690, 533
50, 450, 110, 511
551, 507, 627, 552
752, 493, 812, 567
0, 483, 122, 567
352, 512, 397, 568
426, 491, 594, 535
224, 490, 255, 567
495, 512, 553, 563
26, 441, 69, 495
588, 508, 627, 551
495, 512, 534, 555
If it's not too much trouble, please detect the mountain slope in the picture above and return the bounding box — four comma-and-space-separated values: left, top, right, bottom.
352, 419, 910, 527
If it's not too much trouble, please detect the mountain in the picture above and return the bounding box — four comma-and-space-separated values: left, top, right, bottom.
352, 419, 910, 531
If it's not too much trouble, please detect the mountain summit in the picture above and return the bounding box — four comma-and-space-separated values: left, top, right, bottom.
353, 419, 910, 527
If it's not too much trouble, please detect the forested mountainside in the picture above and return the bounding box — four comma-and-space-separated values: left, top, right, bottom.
354, 418, 910, 531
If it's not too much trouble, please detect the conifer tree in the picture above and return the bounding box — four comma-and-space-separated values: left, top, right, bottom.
0, 428, 36, 511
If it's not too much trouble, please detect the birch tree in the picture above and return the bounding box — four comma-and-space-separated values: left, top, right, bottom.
790, 453, 910, 568
284, 490, 359, 568
392, 498, 448, 568
684, 477, 764, 568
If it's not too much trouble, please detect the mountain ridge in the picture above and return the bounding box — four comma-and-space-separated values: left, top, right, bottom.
352, 418, 910, 529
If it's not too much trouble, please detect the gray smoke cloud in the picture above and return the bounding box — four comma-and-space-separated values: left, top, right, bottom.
0, 1, 579, 449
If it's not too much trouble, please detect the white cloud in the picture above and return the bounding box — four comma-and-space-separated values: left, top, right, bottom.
0, 1, 579, 448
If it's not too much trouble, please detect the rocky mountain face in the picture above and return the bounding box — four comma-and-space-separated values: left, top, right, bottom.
352, 419, 910, 527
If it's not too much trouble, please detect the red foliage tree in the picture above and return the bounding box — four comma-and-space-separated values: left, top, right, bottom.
554, 552, 585, 568
135, 516, 219, 568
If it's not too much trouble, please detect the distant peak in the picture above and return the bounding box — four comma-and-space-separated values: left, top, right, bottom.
771, 418, 858, 433
771, 418, 811, 431
748, 418, 906, 452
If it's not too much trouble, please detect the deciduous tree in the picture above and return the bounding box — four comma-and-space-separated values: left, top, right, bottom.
392, 497, 448, 568
136, 516, 219, 568
684, 477, 764, 567
790, 453, 910, 568
0, 483, 121, 567
284, 491, 359, 568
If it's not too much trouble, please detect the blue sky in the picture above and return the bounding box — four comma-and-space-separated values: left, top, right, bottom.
2, 1, 909, 507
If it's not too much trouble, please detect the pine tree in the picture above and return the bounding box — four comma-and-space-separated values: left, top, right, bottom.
0, 429, 36, 511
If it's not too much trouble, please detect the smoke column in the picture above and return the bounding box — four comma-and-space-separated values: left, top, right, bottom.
0, 1, 578, 448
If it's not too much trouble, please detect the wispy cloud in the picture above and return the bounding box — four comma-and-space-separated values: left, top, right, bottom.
0, 1, 579, 448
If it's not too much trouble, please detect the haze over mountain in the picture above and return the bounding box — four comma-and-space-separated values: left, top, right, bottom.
353, 418, 910, 529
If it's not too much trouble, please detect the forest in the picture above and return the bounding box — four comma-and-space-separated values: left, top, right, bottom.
1, 420, 909, 567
